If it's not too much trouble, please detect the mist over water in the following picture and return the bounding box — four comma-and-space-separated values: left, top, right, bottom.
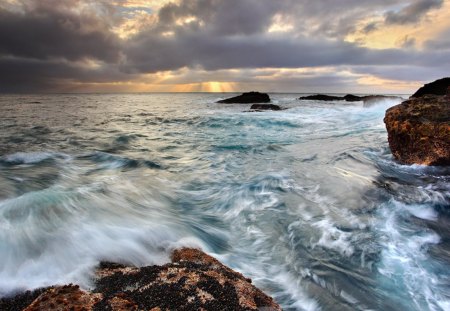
0, 94, 449, 311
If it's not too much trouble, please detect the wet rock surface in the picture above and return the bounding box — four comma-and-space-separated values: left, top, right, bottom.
411, 77, 450, 98
218, 92, 271, 104
384, 95, 450, 166
0, 248, 281, 311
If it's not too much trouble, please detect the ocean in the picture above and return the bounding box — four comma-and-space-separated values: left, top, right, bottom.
0, 93, 449, 311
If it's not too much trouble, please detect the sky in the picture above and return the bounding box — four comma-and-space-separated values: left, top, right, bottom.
0, 0, 449, 93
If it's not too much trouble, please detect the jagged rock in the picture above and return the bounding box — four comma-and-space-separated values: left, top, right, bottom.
384, 95, 450, 166
218, 92, 270, 104
411, 77, 450, 98
0, 248, 281, 311
298, 94, 344, 101
250, 104, 282, 111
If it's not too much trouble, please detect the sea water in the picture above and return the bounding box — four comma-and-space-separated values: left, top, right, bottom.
0, 93, 449, 311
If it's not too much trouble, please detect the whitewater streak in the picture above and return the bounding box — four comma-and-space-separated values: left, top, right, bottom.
0, 94, 449, 311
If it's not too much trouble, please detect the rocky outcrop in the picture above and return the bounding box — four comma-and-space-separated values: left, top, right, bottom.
250, 104, 282, 111
298, 94, 344, 101
343, 94, 363, 102
384, 95, 450, 166
218, 92, 271, 104
299, 94, 401, 103
1, 248, 281, 311
411, 77, 450, 98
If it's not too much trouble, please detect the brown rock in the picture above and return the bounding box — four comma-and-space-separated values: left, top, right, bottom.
23, 285, 102, 311
384, 95, 450, 165
10, 248, 281, 311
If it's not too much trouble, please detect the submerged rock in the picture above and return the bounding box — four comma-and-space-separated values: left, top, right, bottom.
411, 77, 450, 98
250, 103, 282, 111
384, 95, 450, 166
1, 248, 281, 311
218, 92, 270, 104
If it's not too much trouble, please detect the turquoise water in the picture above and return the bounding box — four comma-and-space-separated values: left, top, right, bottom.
0, 94, 449, 310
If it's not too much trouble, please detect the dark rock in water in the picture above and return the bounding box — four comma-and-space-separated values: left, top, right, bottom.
218, 92, 270, 104
384, 95, 450, 166
3, 248, 281, 311
250, 104, 282, 111
299, 94, 344, 101
299, 94, 402, 104
343, 94, 363, 102
411, 77, 450, 98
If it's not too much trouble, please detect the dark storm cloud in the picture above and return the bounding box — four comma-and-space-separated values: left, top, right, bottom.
0, 0, 121, 62
122, 0, 434, 74
0, 0, 449, 92
0, 56, 130, 92
157, 0, 279, 36
385, 0, 443, 24
124, 32, 418, 73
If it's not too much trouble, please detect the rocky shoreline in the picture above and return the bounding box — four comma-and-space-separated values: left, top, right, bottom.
384, 78, 450, 166
0, 248, 281, 311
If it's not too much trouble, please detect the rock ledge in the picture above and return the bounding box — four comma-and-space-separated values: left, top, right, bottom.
384, 95, 450, 166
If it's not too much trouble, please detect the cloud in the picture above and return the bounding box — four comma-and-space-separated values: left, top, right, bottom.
362, 22, 379, 34
0, 0, 449, 93
385, 0, 443, 24
0, 1, 122, 62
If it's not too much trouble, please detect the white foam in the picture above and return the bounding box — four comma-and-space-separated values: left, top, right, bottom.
376, 199, 447, 310
0, 179, 198, 296
312, 218, 354, 256
405, 205, 438, 221
2, 152, 62, 164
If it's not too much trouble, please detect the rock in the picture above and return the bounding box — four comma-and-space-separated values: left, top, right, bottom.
412, 77, 450, 98
343, 94, 363, 102
384, 95, 450, 166
298, 94, 344, 101
250, 104, 282, 111
1, 248, 281, 311
0, 288, 49, 311
218, 92, 270, 104
299, 94, 402, 104
23, 285, 102, 311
